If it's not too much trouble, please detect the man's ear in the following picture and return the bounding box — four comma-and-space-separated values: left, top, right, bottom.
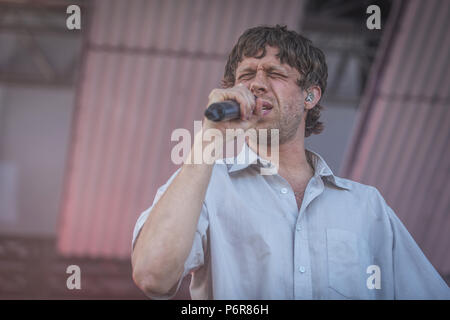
304, 86, 322, 110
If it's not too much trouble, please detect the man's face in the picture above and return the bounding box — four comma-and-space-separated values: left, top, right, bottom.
235, 46, 306, 144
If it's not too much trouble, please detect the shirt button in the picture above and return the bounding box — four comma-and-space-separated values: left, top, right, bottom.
296, 225, 301, 231
280, 188, 288, 194
299, 266, 306, 273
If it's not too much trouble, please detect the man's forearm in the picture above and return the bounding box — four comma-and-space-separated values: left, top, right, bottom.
131, 137, 214, 296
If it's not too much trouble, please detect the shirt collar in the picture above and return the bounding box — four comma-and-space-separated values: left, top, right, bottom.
217, 143, 350, 190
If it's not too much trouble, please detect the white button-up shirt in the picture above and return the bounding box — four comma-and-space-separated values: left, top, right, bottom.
132, 145, 450, 299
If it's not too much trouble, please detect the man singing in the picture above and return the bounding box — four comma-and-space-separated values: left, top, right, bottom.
131, 25, 449, 299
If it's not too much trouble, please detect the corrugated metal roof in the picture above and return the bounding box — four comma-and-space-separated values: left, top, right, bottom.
341, 0, 450, 274
58, 0, 304, 258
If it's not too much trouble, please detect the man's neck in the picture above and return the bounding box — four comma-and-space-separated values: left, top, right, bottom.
279, 138, 313, 176
248, 130, 314, 180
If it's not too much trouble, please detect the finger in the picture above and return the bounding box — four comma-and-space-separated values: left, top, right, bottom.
235, 83, 255, 107
209, 89, 246, 119
235, 86, 255, 120
225, 90, 251, 121
209, 86, 254, 121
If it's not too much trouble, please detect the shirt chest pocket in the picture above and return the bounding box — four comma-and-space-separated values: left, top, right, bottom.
326, 228, 366, 299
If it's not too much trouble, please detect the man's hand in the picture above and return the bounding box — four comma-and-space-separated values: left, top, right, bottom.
203, 83, 262, 133
185, 84, 263, 164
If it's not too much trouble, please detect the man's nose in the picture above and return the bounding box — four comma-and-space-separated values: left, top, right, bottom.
250, 71, 268, 95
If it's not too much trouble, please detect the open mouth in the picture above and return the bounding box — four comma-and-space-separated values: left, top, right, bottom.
261, 101, 273, 116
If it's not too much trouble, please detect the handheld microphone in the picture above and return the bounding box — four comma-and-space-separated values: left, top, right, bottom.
204, 100, 240, 122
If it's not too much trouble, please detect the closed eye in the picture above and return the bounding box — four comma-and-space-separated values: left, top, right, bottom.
238, 73, 254, 80
268, 72, 287, 78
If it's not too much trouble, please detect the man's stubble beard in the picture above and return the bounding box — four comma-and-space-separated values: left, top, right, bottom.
255, 102, 304, 146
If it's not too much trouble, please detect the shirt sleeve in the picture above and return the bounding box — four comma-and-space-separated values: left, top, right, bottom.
378, 193, 450, 299
131, 168, 209, 299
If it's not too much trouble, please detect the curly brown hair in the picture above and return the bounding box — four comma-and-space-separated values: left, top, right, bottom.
222, 25, 327, 137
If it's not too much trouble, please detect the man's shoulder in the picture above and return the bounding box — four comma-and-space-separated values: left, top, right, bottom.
331, 176, 393, 214
333, 175, 379, 194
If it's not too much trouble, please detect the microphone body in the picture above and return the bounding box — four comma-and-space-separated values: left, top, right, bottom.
204, 100, 240, 122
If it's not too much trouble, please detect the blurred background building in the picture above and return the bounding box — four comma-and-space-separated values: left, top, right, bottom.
0, 0, 448, 299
